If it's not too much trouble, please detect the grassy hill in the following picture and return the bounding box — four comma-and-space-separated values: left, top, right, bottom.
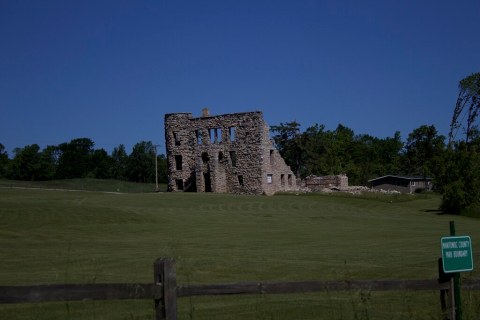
0, 186, 478, 319
0, 178, 166, 193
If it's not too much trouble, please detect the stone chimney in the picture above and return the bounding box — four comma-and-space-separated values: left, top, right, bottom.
202, 108, 210, 117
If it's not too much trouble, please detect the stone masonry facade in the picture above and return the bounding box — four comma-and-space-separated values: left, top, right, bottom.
164, 110, 297, 195
303, 174, 348, 191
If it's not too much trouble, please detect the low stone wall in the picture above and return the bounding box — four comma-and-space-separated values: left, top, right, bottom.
303, 174, 348, 191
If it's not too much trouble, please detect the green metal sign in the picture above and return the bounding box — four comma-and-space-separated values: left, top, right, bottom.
441, 236, 474, 273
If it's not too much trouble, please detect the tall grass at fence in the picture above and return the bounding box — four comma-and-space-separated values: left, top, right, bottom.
1, 291, 479, 320
0, 184, 479, 319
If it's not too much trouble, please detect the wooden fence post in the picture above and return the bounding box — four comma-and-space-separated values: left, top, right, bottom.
438, 257, 454, 319
154, 258, 177, 320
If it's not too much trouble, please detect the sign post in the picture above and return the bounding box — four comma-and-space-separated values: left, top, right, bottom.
440, 221, 474, 320
441, 236, 473, 273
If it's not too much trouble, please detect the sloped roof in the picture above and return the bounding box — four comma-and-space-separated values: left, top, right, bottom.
368, 175, 432, 183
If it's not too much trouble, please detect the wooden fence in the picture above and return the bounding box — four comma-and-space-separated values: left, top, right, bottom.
1, 258, 479, 320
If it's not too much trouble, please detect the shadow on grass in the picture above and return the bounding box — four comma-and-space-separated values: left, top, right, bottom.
423, 209, 444, 214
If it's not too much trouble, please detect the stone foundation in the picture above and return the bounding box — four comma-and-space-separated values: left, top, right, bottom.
303, 174, 348, 191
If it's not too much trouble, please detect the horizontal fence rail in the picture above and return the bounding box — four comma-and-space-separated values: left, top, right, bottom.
1, 258, 479, 320
177, 279, 453, 297
3, 279, 480, 304
0, 283, 160, 304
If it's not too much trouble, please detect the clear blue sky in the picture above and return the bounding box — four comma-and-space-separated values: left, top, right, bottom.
1, 0, 479, 155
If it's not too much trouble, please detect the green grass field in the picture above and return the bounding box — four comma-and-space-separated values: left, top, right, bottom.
0, 178, 164, 193
0, 180, 479, 319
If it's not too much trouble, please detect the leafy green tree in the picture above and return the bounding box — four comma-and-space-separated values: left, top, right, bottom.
438, 73, 480, 214
271, 121, 304, 177
89, 149, 113, 179
312, 124, 350, 176
402, 125, 445, 178
7, 144, 58, 181
37, 145, 58, 180
56, 138, 95, 179
449, 72, 480, 146
157, 153, 168, 183
302, 124, 336, 177
271, 122, 404, 185
333, 124, 354, 162
0, 143, 9, 178
111, 144, 129, 180
127, 141, 156, 183
348, 134, 379, 184
2, 139, 168, 184
377, 131, 403, 175
437, 144, 480, 214
333, 124, 360, 182
7, 144, 42, 180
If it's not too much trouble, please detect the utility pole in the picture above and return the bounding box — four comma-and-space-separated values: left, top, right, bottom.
154, 145, 160, 192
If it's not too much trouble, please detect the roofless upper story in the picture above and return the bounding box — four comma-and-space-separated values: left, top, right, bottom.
164, 109, 298, 195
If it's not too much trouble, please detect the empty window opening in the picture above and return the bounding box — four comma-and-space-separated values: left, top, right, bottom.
281, 174, 285, 186
201, 152, 210, 163
288, 174, 292, 186
196, 129, 203, 145
209, 128, 215, 144
173, 132, 180, 146
175, 155, 182, 170
207, 128, 222, 144
238, 175, 244, 186
229, 151, 237, 167
270, 149, 274, 165
176, 179, 184, 191
267, 174, 273, 184
218, 151, 224, 161
229, 127, 236, 142
204, 173, 212, 192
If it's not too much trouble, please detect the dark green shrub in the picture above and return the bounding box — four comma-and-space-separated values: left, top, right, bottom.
440, 181, 467, 214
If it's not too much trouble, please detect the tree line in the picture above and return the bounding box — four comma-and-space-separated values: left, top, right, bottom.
271, 72, 480, 215
271, 122, 479, 215
271, 122, 446, 185
1, 73, 478, 214
0, 138, 167, 184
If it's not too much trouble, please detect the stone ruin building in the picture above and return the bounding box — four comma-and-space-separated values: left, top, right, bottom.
164, 109, 297, 195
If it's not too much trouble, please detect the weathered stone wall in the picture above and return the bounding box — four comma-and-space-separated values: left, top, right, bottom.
304, 174, 348, 191
261, 122, 298, 195
164, 110, 297, 195
164, 113, 197, 191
